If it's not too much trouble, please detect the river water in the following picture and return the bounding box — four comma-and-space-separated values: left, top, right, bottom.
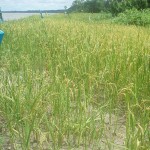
2, 13, 44, 21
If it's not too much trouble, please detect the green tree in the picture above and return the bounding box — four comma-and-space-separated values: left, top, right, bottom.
69, 0, 85, 12
69, 0, 150, 15
132, 0, 148, 9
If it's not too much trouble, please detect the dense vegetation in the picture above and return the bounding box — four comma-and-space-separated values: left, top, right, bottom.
0, 14, 150, 149
68, 0, 150, 26
69, 0, 150, 15
113, 8, 150, 26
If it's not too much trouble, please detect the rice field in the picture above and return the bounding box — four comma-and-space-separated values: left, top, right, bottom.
0, 14, 150, 150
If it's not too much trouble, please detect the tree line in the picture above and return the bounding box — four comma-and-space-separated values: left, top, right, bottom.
68, 0, 150, 15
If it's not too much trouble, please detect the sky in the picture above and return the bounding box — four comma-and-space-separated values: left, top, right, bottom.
0, 0, 74, 11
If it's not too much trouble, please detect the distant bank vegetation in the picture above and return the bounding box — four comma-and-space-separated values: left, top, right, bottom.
68, 0, 150, 26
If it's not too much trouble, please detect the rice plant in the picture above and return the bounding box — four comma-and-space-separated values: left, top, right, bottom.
0, 13, 149, 150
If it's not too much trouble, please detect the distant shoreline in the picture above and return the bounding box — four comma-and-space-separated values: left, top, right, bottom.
2, 10, 65, 13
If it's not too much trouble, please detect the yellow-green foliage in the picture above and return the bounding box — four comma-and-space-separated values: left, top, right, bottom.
0, 14, 149, 149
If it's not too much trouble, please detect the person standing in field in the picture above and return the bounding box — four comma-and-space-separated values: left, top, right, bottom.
0, 8, 3, 21
40, 10, 44, 18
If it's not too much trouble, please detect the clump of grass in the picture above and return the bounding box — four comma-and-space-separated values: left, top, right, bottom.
0, 14, 150, 149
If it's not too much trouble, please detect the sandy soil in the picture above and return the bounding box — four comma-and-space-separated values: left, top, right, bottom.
0, 113, 126, 150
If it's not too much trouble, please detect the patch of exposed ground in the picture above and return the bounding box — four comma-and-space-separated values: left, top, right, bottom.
0, 115, 14, 150
0, 112, 126, 150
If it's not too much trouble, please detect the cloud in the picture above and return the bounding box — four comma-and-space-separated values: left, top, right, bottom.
0, 0, 74, 11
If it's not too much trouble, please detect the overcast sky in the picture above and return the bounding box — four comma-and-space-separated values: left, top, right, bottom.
0, 0, 74, 11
